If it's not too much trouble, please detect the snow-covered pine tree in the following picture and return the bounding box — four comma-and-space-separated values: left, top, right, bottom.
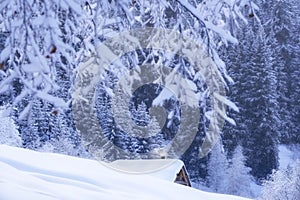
22, 99, 51, 149
207, 138, 228, 193
278, 0, 300, 144
259, 169, 291, 200
75, 0, 256, 160
259, 160, 300, 200
220, 7, 279, 180
112, 87, 133, 135
40, 111, 89, 157
132, 102, 150, 127
1, 0, 257, 175
290, 161, 300, 198
147, 113, 165, 158
225, 145, 254, 198
268, 0, 298, 144
256, 0, 300, 145
0, 0, 83, 114
131, 101, 164, 158
0, 0, 91, 152
0, 105, 22, 147
242, 25, 279, 180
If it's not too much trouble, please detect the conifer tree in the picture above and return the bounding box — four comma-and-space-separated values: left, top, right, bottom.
207, 139, 228, 193
260, 161, 300, 200
0, 105, 22, 147
225, 145, 254, 198
22, 99, 50, 149
221, 12, 279, 180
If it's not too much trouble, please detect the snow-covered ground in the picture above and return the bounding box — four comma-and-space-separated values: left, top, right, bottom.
0, 145, 251, 200
278, 144, 298, 170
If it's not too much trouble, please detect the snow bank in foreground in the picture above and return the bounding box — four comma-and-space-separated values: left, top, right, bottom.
0, 145, 251, 200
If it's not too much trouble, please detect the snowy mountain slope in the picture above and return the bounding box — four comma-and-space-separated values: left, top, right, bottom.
0, 145, 251, 200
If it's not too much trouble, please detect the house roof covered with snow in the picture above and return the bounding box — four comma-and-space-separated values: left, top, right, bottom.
107, 159, 185, 182
106, 159, 192, 187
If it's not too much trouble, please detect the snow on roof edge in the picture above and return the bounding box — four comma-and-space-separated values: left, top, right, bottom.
106, 159, 185, 182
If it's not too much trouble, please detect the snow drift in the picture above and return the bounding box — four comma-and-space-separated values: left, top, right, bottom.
0, 145, 251, 200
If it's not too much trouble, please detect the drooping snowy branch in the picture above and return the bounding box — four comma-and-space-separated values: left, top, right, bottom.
0, 0, 83, 117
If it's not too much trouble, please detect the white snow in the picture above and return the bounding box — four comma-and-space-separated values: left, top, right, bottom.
213, 92, 239, 112
108, 159, 184, 182
22, 63, 43, 73
152, 87, 174, 106
278, 145, 295, 170
0, 145, 252, 200
177, 0, 238, 43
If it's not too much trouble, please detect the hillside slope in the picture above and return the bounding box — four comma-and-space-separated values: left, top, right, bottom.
0, 145, 251, 200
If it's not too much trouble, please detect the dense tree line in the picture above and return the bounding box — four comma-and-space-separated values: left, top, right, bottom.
0, 0, 249, 159
219, 0, 300, 182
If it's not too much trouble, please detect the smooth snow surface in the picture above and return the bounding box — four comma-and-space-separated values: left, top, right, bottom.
0, 145, 251, 200
278, 145, 295, 169
108, 159, 183, 181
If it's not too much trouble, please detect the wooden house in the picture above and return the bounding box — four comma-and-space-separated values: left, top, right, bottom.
108, 159, 191, 187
